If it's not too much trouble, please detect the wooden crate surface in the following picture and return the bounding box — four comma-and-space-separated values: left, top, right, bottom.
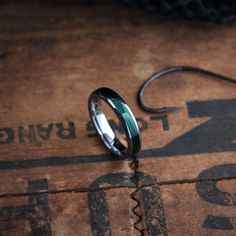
0, 2, 236, 235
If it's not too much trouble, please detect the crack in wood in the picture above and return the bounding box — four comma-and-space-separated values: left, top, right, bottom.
0, 176, 235, 199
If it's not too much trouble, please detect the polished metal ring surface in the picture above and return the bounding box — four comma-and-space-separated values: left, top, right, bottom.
88, 87, 141, 159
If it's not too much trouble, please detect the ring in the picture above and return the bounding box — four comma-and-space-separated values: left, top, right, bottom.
88, 87, 141, 159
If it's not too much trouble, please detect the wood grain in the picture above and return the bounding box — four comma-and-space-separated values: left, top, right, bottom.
0, 179, 235, 235
0, 187, 136, 236
0, 2, 235, 235
139, 179, 236, 235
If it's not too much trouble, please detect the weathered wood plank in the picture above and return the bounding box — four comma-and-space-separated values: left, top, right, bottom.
0, 178, 235, 235
0, 3, 235, 235
0, 2, 235, 193
130, 178, 236, 235
0, 186, 136, 236
160, 179, 236, 235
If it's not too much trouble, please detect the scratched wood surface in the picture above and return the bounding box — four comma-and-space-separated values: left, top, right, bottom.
0, 1, 236, 235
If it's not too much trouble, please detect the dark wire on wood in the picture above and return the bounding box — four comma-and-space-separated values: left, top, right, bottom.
137, 65, 236, 114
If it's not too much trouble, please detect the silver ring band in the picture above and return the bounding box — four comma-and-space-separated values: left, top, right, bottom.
88, 87, 141, 159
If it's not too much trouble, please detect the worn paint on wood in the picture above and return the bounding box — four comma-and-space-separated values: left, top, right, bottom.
0, 2, 235, 235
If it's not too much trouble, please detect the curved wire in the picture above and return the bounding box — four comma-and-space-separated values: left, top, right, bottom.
137, 65, 236, 113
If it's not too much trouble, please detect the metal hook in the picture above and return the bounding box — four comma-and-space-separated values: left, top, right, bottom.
137, 65, 236, 113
